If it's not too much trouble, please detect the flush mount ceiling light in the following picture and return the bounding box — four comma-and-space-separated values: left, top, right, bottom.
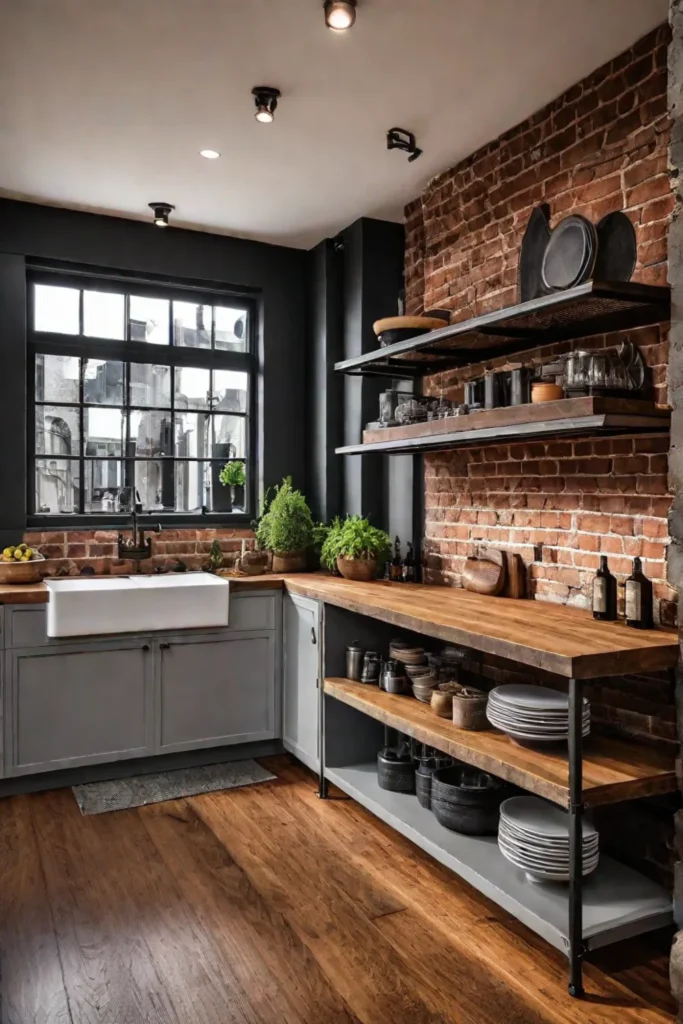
199, 149, 221, 159
148, 202, 175, 227
252, 86, 281, 124
324, 0, 357, 30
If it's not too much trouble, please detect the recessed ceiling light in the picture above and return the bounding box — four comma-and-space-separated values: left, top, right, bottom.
252, 86, 281, 124
148, 202, 174, 227
324, 0, 357, 31
200, 149, 221, 159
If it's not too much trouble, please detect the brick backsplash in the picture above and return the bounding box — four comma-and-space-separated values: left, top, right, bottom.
23, 528, 255, 577
403, 24, 676, 769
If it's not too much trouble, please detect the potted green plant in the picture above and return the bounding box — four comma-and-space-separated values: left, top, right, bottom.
256, 478, 314, 573
219, 460, 246, 511
320, 515, 391, 582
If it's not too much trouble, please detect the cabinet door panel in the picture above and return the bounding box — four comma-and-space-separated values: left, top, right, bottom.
9, 643, 152, 775
283, 594, 320, 772
158, 634, 275, 752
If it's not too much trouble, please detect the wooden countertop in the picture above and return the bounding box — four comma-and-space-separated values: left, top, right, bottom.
325, 677, 676, 808
285, 576, 678, 680
1, 573, 677, 680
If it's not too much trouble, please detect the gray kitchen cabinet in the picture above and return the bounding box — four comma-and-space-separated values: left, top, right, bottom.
283, 592, 321, 772
6, 640, 153, 776
156, 631, 279, 753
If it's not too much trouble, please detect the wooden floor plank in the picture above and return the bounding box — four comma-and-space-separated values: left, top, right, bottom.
191, 784, 449, 1024
0, 796, 72, 1024
139, 797, 362, 1024
271, 756, 676, 1024
31, 789, 274, 1024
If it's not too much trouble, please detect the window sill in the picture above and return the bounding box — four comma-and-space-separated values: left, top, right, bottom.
26, 513, 254, 532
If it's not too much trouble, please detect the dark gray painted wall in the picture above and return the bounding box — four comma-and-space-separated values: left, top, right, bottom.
0, 198, 308, 534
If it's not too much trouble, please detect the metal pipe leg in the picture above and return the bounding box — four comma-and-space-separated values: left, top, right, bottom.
568, 677, 584, 998
317, 627, 328, 799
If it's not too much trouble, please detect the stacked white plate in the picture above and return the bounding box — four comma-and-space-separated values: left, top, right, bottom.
486, 684, 590, 744
498, 796, 599, 884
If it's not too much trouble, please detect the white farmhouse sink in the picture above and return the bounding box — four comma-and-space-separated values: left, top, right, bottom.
45, 573, 230, 637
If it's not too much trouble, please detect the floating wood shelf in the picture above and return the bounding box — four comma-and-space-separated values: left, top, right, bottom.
324, 678, 677, 809
336, 396, 670, 456
285, 577, 679, 678
324, 763, 673, 953
334, 280, 671, 379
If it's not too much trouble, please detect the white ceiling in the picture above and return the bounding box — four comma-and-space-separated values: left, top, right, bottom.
0, 0, 669, 249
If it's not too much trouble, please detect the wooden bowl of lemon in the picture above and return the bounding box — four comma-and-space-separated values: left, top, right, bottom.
0, 544, 45, 584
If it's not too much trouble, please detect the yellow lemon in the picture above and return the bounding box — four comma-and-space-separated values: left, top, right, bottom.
2, 547, 14, 559
13, 549, 23, 560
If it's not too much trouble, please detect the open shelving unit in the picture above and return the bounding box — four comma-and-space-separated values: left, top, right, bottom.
334, 280, 671, 379
302, 580, 679, 999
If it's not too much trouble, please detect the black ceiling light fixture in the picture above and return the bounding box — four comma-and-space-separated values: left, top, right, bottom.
387, 127, 423, 162
324, 0, 357, 31
148, 202, 175, 227
252, 86, 281, 124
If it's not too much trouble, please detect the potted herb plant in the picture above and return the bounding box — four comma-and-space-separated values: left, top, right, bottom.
256, 478, 314, 573
320, 515, 391, 582
219, 460, 246, 511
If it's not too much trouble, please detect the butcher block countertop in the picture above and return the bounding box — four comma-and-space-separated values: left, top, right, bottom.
1, 573, 677, 679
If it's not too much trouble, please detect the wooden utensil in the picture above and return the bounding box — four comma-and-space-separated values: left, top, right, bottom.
505, 553, 526, 599
462, 547, 506, 596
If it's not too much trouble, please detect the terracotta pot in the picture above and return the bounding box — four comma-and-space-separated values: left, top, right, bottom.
531, 382, 564, 403
0, 552, 45, 585
337, 556, 378, 582
272, 550, 307, 573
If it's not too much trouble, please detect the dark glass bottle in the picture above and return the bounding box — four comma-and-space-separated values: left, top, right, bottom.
625, 556, 654, 630
592, 555, 617, 621
403, 542, 416, 583
389, 536, 403, 582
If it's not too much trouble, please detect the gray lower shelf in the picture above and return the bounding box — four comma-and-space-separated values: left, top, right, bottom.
325, 763, 672, 955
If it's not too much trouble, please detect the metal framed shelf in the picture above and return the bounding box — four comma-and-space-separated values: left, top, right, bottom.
335, 397, 671, 456
324, 762, 672, 957
334, 280, 670, 379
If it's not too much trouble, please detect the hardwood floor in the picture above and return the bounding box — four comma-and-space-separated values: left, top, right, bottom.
0, 756, 675, 1024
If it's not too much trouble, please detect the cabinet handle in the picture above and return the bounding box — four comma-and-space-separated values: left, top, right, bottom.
142, 644, 150, 652
159, 642, 170, 650
311, 627, 317, 645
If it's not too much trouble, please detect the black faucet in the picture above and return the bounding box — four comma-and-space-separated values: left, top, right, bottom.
118, 506, 162, 572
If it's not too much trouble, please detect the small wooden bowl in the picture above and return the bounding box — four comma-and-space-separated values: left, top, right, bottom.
531, 382, 564, 403
452, 691, 489, 731
462, 556, 505, 596
0, 552, 46, 585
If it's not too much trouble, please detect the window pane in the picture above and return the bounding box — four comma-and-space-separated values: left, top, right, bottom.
34, 284, 80, 335
83, 289, 124, 339
84, 407, 125, 457
130, 362, 171, 408
129, 410, 173, 457
214, 305, 248, 352
129, 295, 169, 344
175, 366, 210, 410
213, 414, 245, 459
35, 458, 81, 514
35, 406, 80, 456
213, 460, 247, 513
83, 358, 124, 405
173, 301, 210, 349
175, 411, 211, 458
212, 369, 248, 412
35, 354, 80, 403
84, 461, 126, 512
176, 461, 211, 513
135, 461, 175, 511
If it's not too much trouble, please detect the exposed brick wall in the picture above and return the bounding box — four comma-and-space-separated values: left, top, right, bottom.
404, 25, 675, 625
22, 528, 255, 576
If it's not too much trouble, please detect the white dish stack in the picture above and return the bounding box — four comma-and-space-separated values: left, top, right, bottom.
498, 795, 599, 883
486, 684, 590, 743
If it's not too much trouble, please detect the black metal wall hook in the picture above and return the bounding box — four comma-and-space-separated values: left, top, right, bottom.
387, 127, 422, 162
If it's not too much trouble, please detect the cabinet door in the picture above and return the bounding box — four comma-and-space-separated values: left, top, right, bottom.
157, 632, 276, 753
283, 593, 321, 772
7, 641, 153, 776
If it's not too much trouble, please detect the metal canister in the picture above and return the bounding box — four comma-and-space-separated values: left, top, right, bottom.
346, 641, 365, 681
361, 651, 382, 684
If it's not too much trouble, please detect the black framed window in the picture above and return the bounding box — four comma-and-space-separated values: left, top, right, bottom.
28, 269, 256, 524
